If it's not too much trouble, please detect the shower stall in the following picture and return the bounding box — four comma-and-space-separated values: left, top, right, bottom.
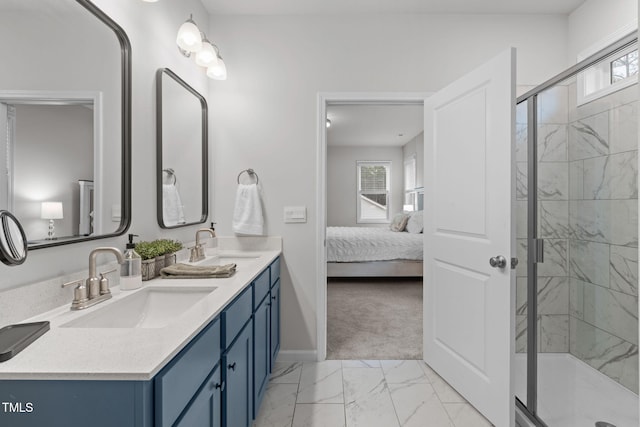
515, 33, 639, 427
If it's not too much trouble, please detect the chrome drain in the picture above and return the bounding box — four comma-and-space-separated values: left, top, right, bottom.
595, 422, 616, 427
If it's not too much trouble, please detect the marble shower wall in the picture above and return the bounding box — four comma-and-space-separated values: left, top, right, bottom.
567, 83, 639, 394
515, 82, 638, 394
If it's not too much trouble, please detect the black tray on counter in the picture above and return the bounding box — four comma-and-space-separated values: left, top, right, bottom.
0, 321, 50, 362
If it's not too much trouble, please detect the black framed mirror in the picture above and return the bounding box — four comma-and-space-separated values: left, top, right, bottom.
0, 0, 131, 250
156, 68, 208, 228
0, 211, 28, 266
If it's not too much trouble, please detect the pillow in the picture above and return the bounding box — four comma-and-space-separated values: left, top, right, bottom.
406, 210, 423, 234
389, 212, 409, 232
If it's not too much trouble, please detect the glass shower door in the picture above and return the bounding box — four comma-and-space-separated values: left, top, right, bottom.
534, 47, 639, 427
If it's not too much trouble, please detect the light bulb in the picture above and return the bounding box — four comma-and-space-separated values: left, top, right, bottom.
195, 40, 217, 67
207, 56, 227, 80
176, 19, 202, 53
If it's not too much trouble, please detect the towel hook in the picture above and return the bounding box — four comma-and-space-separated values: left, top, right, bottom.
163, 168, 177, 185
237, 168, 259, 185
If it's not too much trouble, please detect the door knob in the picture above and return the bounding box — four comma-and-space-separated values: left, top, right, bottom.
489, 255, 507, 269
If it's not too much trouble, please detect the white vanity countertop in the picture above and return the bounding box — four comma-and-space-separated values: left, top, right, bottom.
0, 247, 281, 381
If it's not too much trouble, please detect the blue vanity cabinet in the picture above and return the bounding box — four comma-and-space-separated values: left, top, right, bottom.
222, 285, 254, 427
252, 268, 271, 418
270, 278, 281, 370
155, 318, 221, 427
0, 256, 281, 427
269, 257, 281, 370
222, 321, 253, 427
0, 379, 153, 427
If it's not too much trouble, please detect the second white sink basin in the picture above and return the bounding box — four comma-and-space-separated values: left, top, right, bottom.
61, 286, 217, 329
188, 254, 260, 267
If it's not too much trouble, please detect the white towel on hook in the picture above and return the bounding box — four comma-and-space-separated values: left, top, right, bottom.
232, 183, 264, 235
163, 184, 186, 226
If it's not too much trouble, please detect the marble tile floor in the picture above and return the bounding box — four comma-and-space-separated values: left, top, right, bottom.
254, 360, 493, 427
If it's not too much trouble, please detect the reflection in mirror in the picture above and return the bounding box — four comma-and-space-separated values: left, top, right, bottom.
0, 210, 28, 266
157, 68, 208, 228
0, 0, 131, 249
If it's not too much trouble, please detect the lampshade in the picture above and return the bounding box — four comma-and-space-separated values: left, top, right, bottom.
207, 56, 227, 80
41, 202, 63, 220
195, 39, 218, 67
176, 18, 202, 53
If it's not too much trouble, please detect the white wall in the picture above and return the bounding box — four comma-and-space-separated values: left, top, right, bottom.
207, 13, 569, 353
567, 0, 638, 62
327, 146, 403, 227
402, 132, 424, 189
0, 0, 211, 292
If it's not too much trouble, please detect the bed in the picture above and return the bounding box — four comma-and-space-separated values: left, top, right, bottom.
326, 226, 423, 277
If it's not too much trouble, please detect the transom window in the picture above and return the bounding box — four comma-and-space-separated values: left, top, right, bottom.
611, 50, 638, 83
577, 41, 638, 105
356, 161, 390, 223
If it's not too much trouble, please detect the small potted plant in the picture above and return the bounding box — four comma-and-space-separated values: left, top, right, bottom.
135, 241, 161, 281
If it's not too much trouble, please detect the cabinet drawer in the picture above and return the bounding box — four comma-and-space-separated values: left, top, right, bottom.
222, 286, 252, 347
253, 269, 270, 309
270, 257, 280, 287
155, 318, 220, 427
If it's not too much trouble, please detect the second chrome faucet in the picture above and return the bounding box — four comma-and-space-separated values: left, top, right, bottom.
189, 228, 216, 263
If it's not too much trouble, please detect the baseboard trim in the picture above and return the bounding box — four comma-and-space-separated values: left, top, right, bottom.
276, 350, 318, 362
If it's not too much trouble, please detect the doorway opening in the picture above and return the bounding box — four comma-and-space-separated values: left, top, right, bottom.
316, 93, 428, 361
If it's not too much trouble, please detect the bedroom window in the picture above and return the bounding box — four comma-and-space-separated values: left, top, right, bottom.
356, 161, 390, 223
404, 155, 417, 212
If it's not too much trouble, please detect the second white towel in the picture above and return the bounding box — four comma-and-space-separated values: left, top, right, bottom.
163, 184, 186, 226
232, 183, 264, 235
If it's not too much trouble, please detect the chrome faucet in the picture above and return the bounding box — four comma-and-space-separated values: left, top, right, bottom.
189, 228, 216, 262
62, 247, 124, 310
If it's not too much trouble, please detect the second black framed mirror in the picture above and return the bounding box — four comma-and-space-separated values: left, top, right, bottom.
156, 68, 208, 228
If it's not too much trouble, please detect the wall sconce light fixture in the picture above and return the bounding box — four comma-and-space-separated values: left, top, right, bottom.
177, 15, 227, 80
326, 119, 332, 128
41, 202, 63, 240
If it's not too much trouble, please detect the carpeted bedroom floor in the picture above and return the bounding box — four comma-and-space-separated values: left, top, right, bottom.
326, 278, 423, 360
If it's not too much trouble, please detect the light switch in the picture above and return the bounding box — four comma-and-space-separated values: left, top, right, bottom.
284, 206, 306, 223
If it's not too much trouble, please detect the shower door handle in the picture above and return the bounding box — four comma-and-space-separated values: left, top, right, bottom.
489, 255, 507, 269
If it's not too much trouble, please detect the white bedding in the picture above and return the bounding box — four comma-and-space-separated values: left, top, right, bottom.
326, 226, 423, 262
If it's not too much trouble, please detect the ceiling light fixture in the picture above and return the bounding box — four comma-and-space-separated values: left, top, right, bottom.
177, 15, 227, 80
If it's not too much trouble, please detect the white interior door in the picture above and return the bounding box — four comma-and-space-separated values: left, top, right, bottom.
423, 48, 516, 427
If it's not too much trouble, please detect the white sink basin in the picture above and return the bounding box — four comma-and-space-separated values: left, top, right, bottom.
187, 254, 260, 267
61, 286, 217, 329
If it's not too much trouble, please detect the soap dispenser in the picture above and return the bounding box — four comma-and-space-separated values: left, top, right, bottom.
120, 234, 142, 291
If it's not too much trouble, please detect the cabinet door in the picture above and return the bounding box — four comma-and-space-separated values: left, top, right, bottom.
175, 365, 222, 427
223, 321, 253, 427
270, 280, 280, 371
253, 298, 270, 418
